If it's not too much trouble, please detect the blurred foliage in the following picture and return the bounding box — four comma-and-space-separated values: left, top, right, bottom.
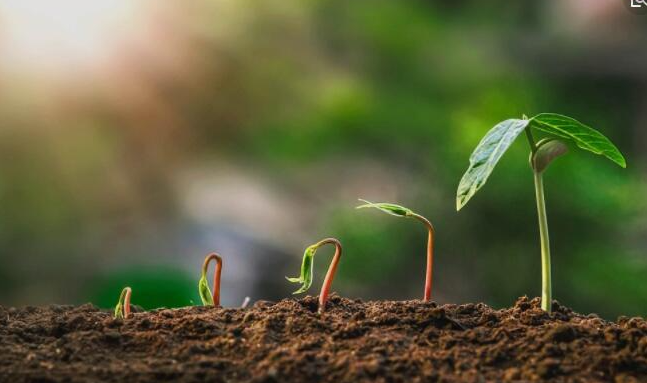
0, 0, 646, 319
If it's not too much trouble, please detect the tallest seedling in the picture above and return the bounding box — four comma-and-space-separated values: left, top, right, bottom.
457, 113, 626, 313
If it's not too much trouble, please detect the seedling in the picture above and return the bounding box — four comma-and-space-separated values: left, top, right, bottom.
456, 113, 626, 313
114, 287, 132, 319
356, 199, 435, 301
286, 238, 342, 313
241, 296, 251, 309
198, 253, 223, 306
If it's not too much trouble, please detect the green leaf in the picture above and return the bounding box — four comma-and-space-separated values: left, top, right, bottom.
198, 275, 213, 306
356, 199, 414, 217
114, 302, 123, 319
531, 139, 568, 173
113, 287, 128, 319
456, 119, 530, 211
286, 245, 317, 294
529, 113, 626, 168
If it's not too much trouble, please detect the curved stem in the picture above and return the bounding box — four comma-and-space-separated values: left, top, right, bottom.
317, 238, 342, 314
202, 253, 223, 306
412, 214, 435, 302
123, 287, 132, 319
534, 171, 552, 313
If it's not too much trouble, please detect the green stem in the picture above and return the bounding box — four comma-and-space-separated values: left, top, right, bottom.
533, 171, 552, 313
525, 125, 538, 155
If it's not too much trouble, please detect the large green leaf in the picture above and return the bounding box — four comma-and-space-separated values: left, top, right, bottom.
456, 119, 529, 211
529, 113, 626, 168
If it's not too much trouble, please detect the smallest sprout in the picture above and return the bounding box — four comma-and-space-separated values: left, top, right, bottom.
198, 253, 223, 306
114, 287, 132, 319
286, 238, 342, 314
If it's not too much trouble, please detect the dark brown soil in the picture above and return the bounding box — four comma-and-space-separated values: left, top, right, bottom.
1, 296, 646, 383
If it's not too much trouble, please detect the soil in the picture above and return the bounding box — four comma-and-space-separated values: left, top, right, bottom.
1, 296, 646, 383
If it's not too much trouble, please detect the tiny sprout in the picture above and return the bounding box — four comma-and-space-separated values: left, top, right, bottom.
241, 296, 251, 309
356, 199, 435, 302
114, 287, 132, 319
286, 238, 342, 313
198, 253, 223, 306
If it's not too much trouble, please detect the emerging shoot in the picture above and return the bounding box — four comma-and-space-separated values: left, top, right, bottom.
286, 238, 342, 313
356, 199, 435, 302
199, 253, 223, 306
114, 287, 132, 319
456, 113, 626, 313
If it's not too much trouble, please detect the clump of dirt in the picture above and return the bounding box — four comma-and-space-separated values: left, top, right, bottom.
1, 296, 646, 382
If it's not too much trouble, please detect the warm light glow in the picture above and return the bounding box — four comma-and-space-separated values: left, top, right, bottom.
0, 0, 139, 76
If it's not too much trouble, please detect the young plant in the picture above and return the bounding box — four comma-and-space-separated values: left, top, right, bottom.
456, 113, 626, 313
356, 199, 435, 302
114, 287, 132, 319
198, 253, 223, 306
286, 238, 342, 313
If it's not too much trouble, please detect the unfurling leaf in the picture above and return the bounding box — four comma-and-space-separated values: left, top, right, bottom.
114, 287, 129, 319
529, 113, 626, 168
456, 119, 530, 211
198, 275, 214, 306
356, 199, 414, 217
531, 139, 568, 173
114, 302, 124, 319
286, 245, 317, 294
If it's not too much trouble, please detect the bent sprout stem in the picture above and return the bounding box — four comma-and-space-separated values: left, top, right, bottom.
114, 287, 132, 319
525, 128, 552, 313
199, 253, 223, 306
411, 213, 435, 302
356, 200, 435, 302
317, 238, 342, 313
286, 238, 342, 314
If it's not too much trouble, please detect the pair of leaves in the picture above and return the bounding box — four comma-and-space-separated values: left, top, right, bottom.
356, 199, 415, 218
286, 244, 318, 294
456, 113, 627, 211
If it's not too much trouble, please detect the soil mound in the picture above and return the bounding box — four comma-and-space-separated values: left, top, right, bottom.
1, 296, 646, 382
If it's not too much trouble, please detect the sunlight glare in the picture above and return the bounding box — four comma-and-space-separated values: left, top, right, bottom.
0, 0, 139, 76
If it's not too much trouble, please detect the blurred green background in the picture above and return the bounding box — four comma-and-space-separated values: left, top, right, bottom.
0, 0, 646, 319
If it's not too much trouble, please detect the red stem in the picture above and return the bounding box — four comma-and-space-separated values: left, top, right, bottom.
317, 238, 342, 314
413, 214, 435, 302
123, 287, 132, 319
202, 253, 223, 306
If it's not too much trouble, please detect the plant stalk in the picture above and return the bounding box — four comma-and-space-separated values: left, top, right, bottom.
525, 125, 552, 313
412, 214, 435, 302
533, 171, 552, 313
318, 238, 342, 314
125, 287, 132, 318
202, 253, 223, 306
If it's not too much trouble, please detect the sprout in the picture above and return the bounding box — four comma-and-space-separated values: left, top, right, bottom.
456, 113, 626, 312
287, 238, 342, 313
241, 296, 251, 309
114, 287, 132, 319
198, 253, 223, 306
356, 199, 435, 302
